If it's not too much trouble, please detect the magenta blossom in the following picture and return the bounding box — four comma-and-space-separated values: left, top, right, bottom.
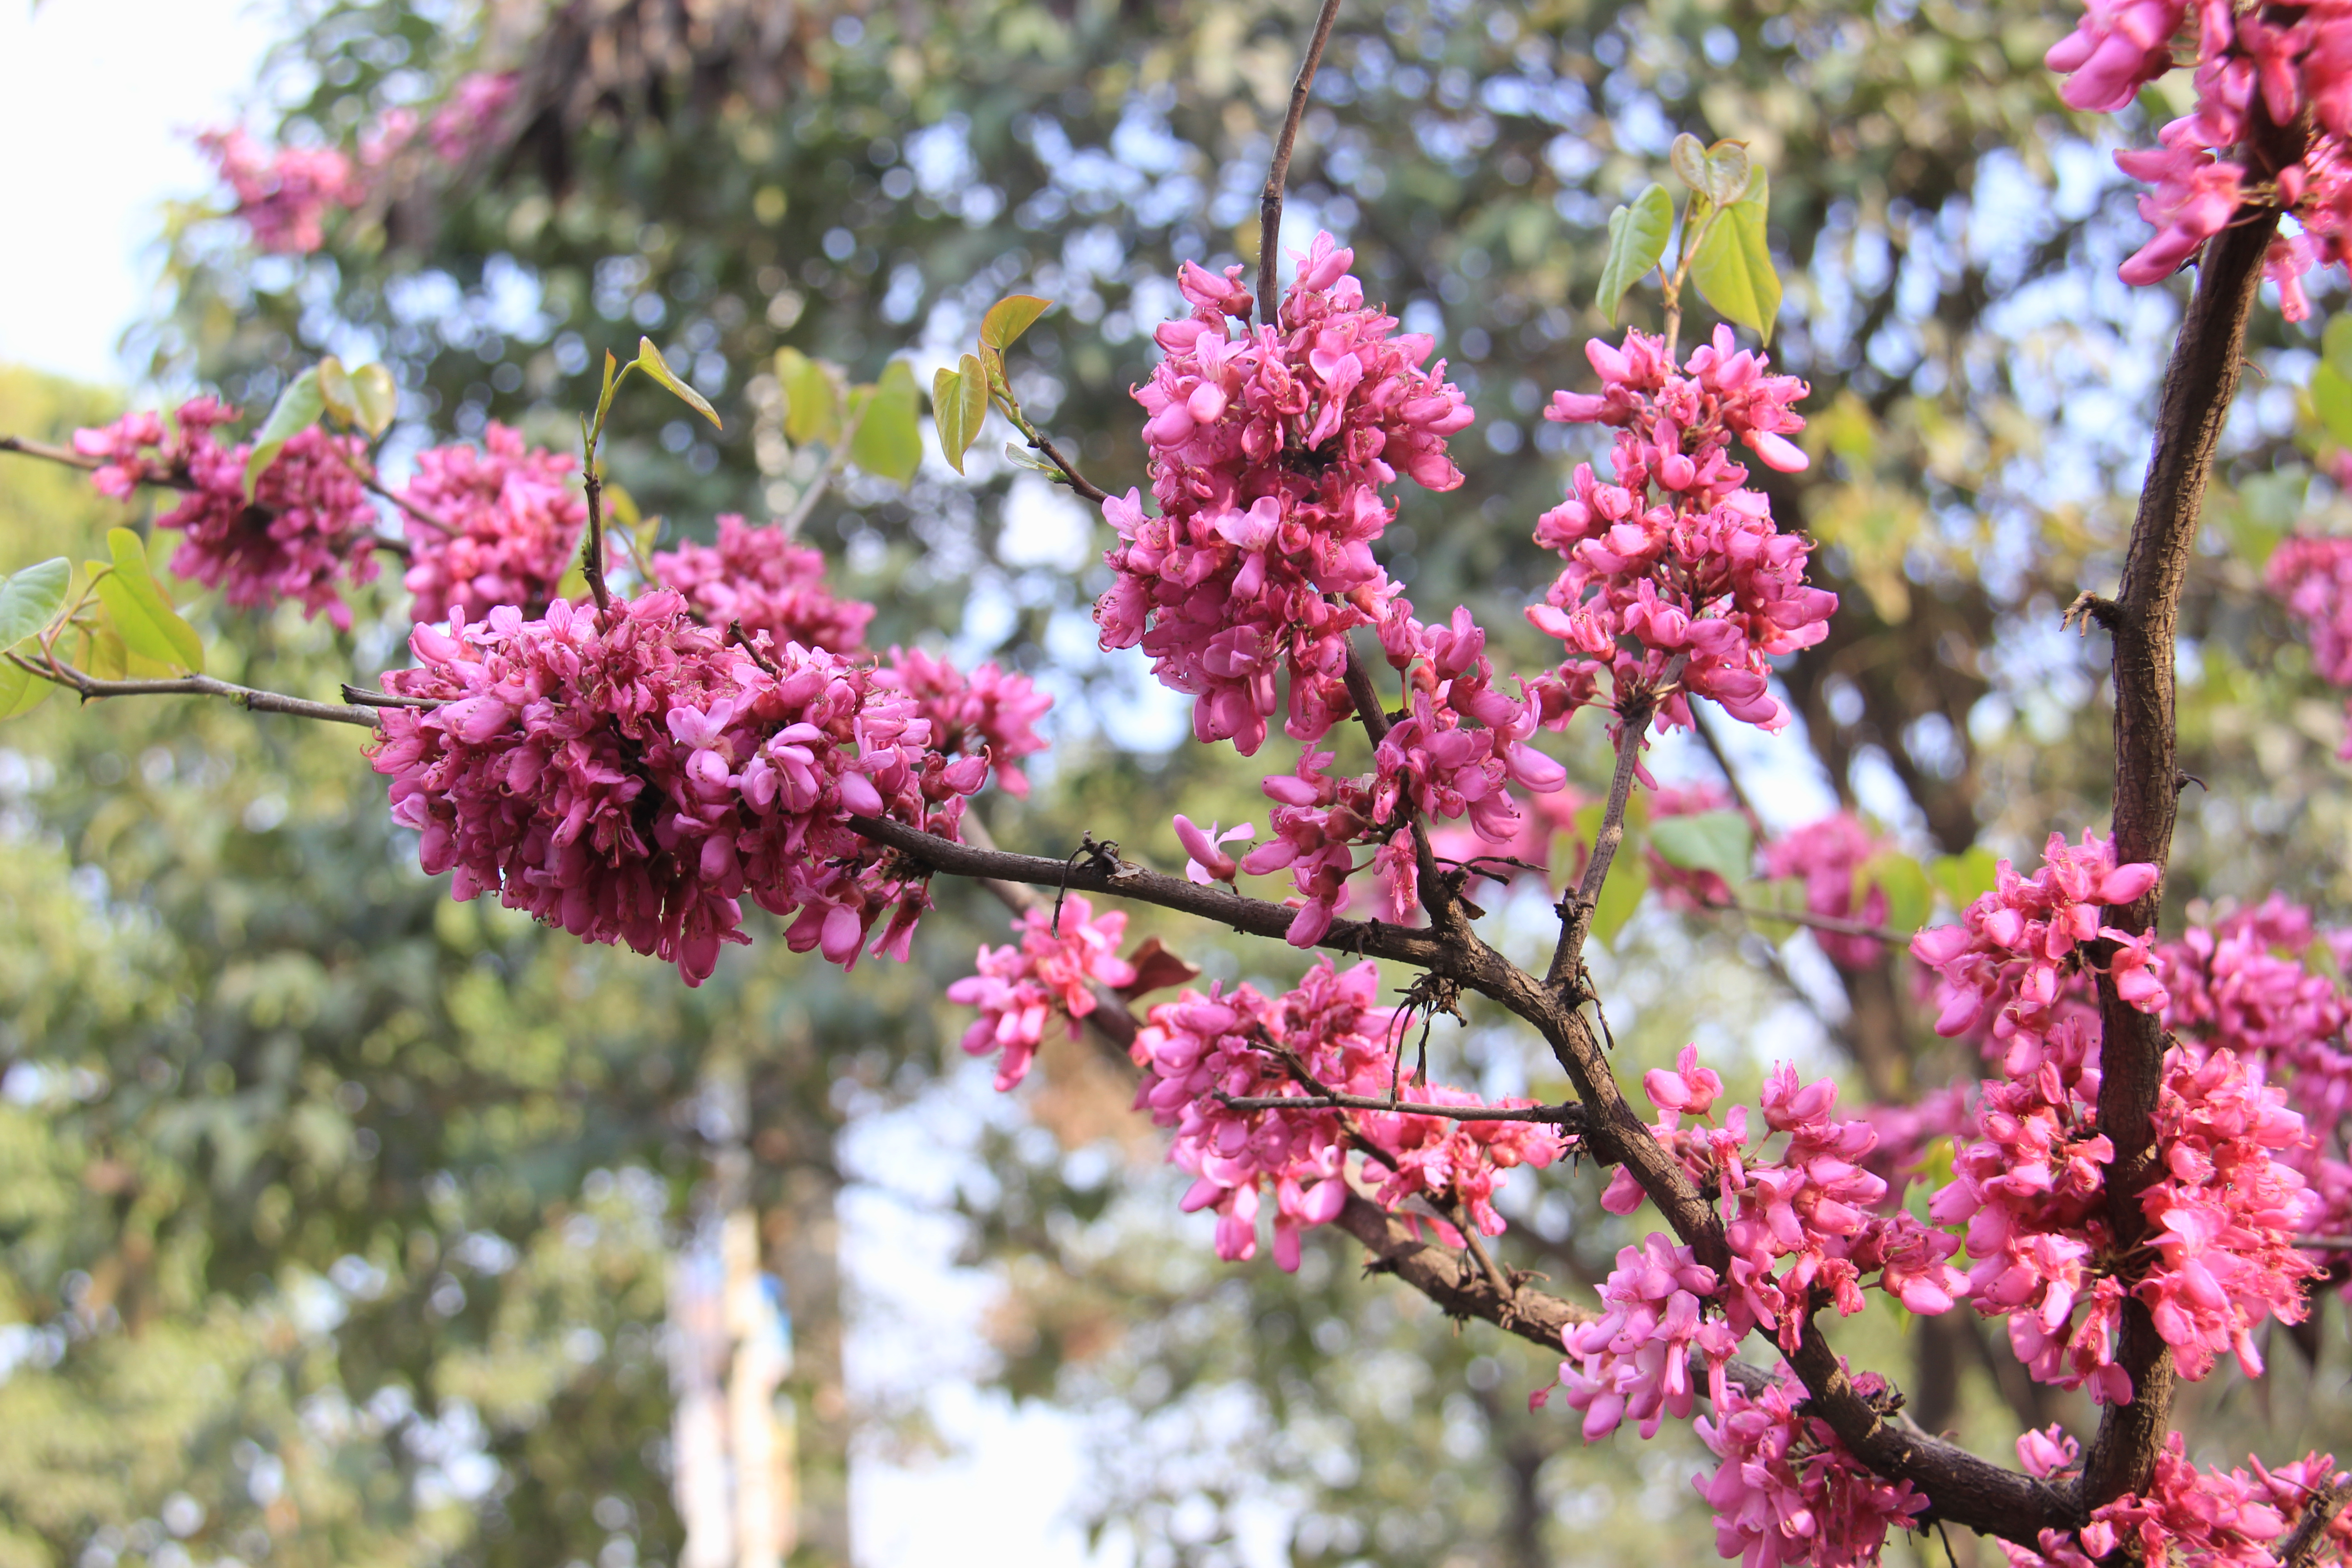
400, 422, 587, 627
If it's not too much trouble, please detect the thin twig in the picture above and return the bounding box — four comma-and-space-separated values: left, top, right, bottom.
1547, 705, 1651, 990
997, 399, 1109, 504
339, 683, 440, 710
13, 653, 380, 728
0, 433, 104, 471
1257, 0, 1348, 321
357, 469, 459, 538
1214, 1089, 1585, 1128
778, 402, 871, 539
1730, 901, 1911, 946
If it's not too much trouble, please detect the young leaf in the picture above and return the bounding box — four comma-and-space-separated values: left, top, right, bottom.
1003, 441, 1060, 475
632, 337, 723, 429
980, 295, 1053, 354
2311, 362, 2352, 449
1647, 810, 1754, 889
0, 656, 51, 721
1595, 183, 1675, 325
243, 366, 326, 497
775, 348, 842, 446
933, 353, 991, 474
1689, 170, 1780, 342
0, 557, 72, 648
1928, 845, 1999, 910
1592, 843, 1651, 949
1701, 141, 1753, 207
316, 356, 357, 427
1857, 850, 1934, 937
1668, 133, 1710, 194
848, 360, 922, 485
349, 363, 399, 437
94, 528, 203, 671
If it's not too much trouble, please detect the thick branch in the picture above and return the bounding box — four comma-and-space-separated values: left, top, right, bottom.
2280, 1478, 2352, 1568
1255, 0, 1346, 320
1216, 1090, 1586, 1128
15, 656, 381, 729
2082, 204, 2281, 1511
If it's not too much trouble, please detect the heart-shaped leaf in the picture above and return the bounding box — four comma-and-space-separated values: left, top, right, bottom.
776, 348, 842, 446
1596, 183, 1675, 326
933, 353, 991, 475
243, 366, 326, 498
350, 363, 399, 437
0, 656, 52, 722
0, 557, 71, 649
94, 528, 202, 671
1701, 141, 1753, 207
316, 356, 356, 427
980, 295, 1053, 354
1668, 133, 1710, 195
633, 337, 723, 429
1690, 170, 1780, 342
848, 360, 922, 485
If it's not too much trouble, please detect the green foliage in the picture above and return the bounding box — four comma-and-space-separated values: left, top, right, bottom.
632, 335, 722, 429
0, 556, 69, 650
847, 359, 921, 484
775, 347, 843, 446
1648, 809, 1754, 889
933, 353, 990, 474
1688, 169, 1779, 341
1595, 183, 1673, 324
90, 528, 203, 672
242, 367, 325, 497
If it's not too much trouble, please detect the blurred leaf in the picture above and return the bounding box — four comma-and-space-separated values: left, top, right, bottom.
848, 360, 921, 485
632, 337, 721, 429
1592, 841, 1651, 949
316, 356, 356, 426
1928, 846, 1999, 909
0, 656, 50, 721
2326, 312, 2352, 383
1690, 171, 1779, 342
1118, 937, 1202, 999
933, 354, 990, 474
0, 557, 71, 649
93, 528, 202, 671
243, 366, 324, 497
1857, 849, 1933, 936
1647, 810, 1753, 888
1668, 133, 1710, 194
776, 348, 842, 446
1596, 184, 1674, 325
980, 295, 1053, 354
349, 363, 399, 438
2311, 362, 2352, 449
1701, 141, 1754, 207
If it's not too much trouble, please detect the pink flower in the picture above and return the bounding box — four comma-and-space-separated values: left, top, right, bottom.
1762, 813, 1893, 968
1174, 814, 1255, 884
1554, 1233, 1738, 1440
400, 423, 587, 627
194, 128, 363, 255
874, 646, 1052, 799
1694, 1367, 1927, 1568
428, 72, 518, 164
946, 895, 1138, 1090
652, 514, 877, 655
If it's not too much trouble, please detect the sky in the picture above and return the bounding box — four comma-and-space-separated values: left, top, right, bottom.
0, 0, 279, 385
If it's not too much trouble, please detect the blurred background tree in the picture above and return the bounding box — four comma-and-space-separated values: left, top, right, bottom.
7, 0, 2352, 1564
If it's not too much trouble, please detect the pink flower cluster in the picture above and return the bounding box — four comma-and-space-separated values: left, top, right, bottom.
1600, 1051, 1965, 1351
1094, 232, 1473, 756
876, 646, 1053, 799
2046, 0, 2352, 314
399, 423, 586, 628
946, 895, 1137, 1091
195, 128, 362, 254
2268, 532, 2352, 756
1694, 1367, 1926, 1568
1762, 813, 1892, 969
2005, 1430, 2350, 1568
1546, 1233, 1739, 1441
429, 71, 519, 164
652, 515, 877, 655
368, 592, 985, 985
1127, 957, 1566, 1270
1912, 835, 2321, 1399
74, 397, 382, 628
1530, 328, 1832, 736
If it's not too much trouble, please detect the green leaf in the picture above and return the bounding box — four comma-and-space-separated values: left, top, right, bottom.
848, 360, 922, 485
1690, 170, 1781, 342
1003, 441, 1060, 475
980, 295, 1054, 354
316, 356, 356, 427
349, 363, 399, 437
1857, 849, 1933, 938
933, 353, 991, 475
0, 656, 51, 721
775, 348, 842, 446
1701, 141, 1753, 207
0, 557, 71, 649
1744, 876, 1809, 936
2326, 313, 2352, 385
243, 367, 325, 497
1649, 810, 1753, 889
632, 337, 722, 429
1595, 183, 1674, 325
94, 528, 202, 671
2312, 362, 2352, 449
1592, 843, 1651, 950
1928, 846, 1999, 910
1668, 133, 1710, 195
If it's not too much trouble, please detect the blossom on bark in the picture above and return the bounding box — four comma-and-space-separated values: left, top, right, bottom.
652, 514, 877, 655
1532, 328, 1834, 736
368, 593, 982, 985
400, 423, 587, 627
1695, 1366, 1927, 1568
75, 397, 382, 628
2004, 1434, 2349, 1568
875, 646, 1053, 799
946, 895, 1138, 1091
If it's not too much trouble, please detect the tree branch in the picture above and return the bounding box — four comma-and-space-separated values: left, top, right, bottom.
1547, 706, 1651, 990
13, 654, 382, 729
1256, 0, 1346, 321
2279, 1477, 2352, 1568
1215, 1089, 1586, 1127
2081, 201, 2281, 1512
